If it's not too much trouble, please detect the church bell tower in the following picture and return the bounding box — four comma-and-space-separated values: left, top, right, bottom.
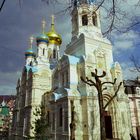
71, 0, 102, 38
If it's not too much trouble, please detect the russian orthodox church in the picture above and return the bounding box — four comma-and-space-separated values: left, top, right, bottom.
12, 0, 133, 140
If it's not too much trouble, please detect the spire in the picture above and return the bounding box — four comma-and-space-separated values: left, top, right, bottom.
42, 18, 46, 34
25, 36, 35, 59
46, 15, 62, 45
51, 15, 55, 32
36, 20, 49, 44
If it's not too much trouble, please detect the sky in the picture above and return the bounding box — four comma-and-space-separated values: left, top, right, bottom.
0, 0, 140, 95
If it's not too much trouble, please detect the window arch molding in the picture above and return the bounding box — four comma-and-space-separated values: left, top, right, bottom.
92, 12, 97, 26
82, 14, 88, 26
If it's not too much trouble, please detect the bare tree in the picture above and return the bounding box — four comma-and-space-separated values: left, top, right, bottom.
1, 0, 139, 36
81, 69, 122, 140
0, 0, 6, 12
41, 0, 140, 36
130, 55, 140, 73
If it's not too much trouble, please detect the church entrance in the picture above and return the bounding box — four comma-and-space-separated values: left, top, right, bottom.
136, 126, 140, 140
104, 112, 113, 139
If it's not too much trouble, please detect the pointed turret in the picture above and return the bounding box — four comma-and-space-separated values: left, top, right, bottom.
36, 19, 49, 44
46, 15, 62, 46
46, 15, 62, 69
36, 19, 49, 60
25, 36, 35, 66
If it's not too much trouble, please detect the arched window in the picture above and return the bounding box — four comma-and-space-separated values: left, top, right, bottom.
29, 61, 32, 66
82, 14, 88, 26
92, 12, 97, 26
52, 113, 55, 130
43, 48, 45, 55
66, 71, 68, 83
136, 87, 140, 94
47, 111, 50, 124
48, 48, 52, 59
53, 49, 56, 59
62, 74, 64, 86
59, 108, 63, 126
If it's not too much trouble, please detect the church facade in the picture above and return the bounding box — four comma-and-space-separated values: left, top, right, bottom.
12, 1, 133, 140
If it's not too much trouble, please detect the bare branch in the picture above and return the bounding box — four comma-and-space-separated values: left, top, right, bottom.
91, 69, 106, 78
95, 69, 97, 75
80, 76, 97, 87
86, 77, 93, 83
44, 87, 58, 95
91, 72, 96, 77
102, 78, 117, 86
102, 87, 107, 92
91, 69, 98, 77
103, 0, 116, 35
0, 0, 6, 12
130, 55, 140, 73
18, 0, 22, 8
104, 82, 122, 109
55, 5, 72, 16
94, 0, 106, 12
98, 71, 106, 78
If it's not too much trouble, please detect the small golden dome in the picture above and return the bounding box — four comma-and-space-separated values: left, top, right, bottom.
46, 15, 62, 46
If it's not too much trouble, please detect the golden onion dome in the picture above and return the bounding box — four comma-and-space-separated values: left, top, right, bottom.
46, 15, 62, 46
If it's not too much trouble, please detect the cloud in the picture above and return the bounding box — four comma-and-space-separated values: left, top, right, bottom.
112, 30, 140, 78
121, 62, 139, 80
0, 0, 139, 95
0, 71, 21, 95
0, 86, 16, 95
113, 30, 139, 40
111, 30, 139, 55
100, 0, 140, 36
0, 0, 72, 95
114, 41, 133, 49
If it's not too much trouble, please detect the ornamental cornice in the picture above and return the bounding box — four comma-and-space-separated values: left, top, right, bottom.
85, 36, 112, 48
65, 34, 85, 54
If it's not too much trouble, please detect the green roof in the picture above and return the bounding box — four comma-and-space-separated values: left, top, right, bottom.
0, 106, 9, 116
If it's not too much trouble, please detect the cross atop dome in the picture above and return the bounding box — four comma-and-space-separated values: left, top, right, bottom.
46, 15, 62, 45
41, 18, 46, 34
25, 36, 35, 61
51, 15, 54, 24
51, 15, 55, 31
29, 36, 34, 49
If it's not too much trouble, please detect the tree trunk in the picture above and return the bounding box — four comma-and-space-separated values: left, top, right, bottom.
98, 83, 106, 140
